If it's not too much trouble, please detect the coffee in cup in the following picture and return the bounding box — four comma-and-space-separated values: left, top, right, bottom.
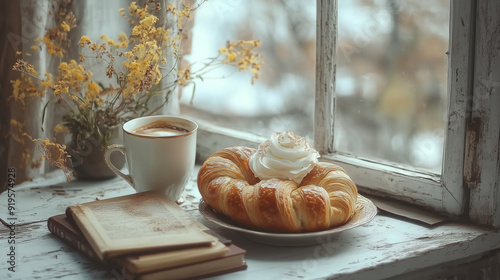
104, 115, 198, 202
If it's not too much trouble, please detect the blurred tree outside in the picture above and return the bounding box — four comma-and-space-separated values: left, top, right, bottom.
335, 0, 449, 172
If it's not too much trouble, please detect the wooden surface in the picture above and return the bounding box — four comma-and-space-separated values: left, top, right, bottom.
1, 169, 500, 280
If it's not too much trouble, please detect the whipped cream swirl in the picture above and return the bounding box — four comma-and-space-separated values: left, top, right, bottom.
249, 130, 320, 184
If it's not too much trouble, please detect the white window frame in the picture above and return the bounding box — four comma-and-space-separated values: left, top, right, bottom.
191, 0, 500, 227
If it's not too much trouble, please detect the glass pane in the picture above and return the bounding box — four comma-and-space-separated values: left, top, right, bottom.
180, 0, 316, 142
335, 0, 450, 173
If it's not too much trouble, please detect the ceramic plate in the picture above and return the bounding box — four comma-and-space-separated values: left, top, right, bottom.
199, 194, 378, 246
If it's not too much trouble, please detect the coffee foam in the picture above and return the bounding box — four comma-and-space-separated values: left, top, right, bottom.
131, 120, 189, 137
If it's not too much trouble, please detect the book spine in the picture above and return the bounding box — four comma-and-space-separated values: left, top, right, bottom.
47, 217, 105, 266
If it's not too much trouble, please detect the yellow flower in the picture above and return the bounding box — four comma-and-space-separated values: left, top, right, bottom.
226, 53, 236, 62
167, 3, 176, 12
129, 2, 138, 13
177, 69, 190, 86
79, 35, 91, 46
41, 73, 53, 91
87, 81, 100, 96
116, 32, 129, 48
9, 120, 25, 144
54, 124, 66, 133
75, 73, 84, 82
10, 80, 24, 104
218, 40, 263, 84
59, 62, 68, 70
10, 74, 42, 104
60, 21, 71, 32
27, 136, 72, 180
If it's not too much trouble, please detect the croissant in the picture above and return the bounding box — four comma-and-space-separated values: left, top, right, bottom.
197, 146, 358, 233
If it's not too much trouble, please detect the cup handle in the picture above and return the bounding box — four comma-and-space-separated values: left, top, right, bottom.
104, 144, 133, 186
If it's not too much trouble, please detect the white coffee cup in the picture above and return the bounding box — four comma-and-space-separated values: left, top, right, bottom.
104, 115, 198, 202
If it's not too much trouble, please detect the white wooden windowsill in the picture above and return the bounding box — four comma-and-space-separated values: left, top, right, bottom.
1, 168, 499, 280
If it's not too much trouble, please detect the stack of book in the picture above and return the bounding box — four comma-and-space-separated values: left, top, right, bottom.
47, 191, 247, 280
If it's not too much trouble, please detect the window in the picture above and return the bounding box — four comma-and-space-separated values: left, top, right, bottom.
317, 0, 465, 216
186, 0, 500, 226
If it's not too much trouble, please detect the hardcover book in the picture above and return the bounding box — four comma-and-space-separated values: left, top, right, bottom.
48, 214, 236, 273
65, 191, 217, 260
136, 244, 247, 280
48, 191, 247, 278
47, 214, 105, 265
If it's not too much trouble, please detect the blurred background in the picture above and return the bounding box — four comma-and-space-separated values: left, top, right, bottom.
180, 0, 450, 173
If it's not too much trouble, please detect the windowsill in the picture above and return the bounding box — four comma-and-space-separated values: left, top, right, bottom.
1, 168, 499, 280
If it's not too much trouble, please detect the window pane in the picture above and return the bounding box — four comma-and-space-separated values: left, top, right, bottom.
180, 0, 316, 142
335, 0, 450, 173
